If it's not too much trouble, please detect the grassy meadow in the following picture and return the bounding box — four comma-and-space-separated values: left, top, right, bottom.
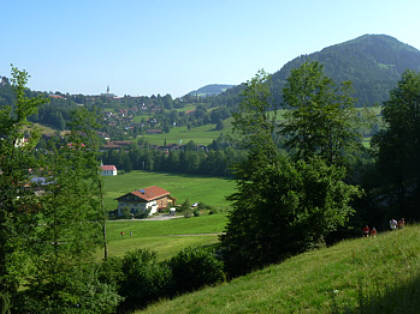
99, 214, 227, 261
137, 123, 231, 146
140, 225, 420, 313
100, 170, 233, 260
103, 170, 235, 211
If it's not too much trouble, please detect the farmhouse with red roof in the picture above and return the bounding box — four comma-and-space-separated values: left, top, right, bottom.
101, 165, 117, 176
115, 186, 176, 216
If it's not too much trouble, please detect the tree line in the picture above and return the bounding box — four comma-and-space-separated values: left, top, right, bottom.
220, 63, 420, 278
100, 141, 244, 177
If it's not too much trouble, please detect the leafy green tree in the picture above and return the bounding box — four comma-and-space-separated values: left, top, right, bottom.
221, 70, 360, 277
372, 70, 420, 219
168, 247, 224, 294
118, 249, 171, 311
280, 61, 362, 166
0, 66, 47, 311
215, 119, 224, 130
180, 198, 191, 212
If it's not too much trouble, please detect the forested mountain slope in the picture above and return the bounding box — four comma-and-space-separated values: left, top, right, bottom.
187, 84, 234, 97
214, 34, 420, 107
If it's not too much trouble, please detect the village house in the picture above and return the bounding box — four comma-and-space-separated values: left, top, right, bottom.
115, 186, 175, 216
101, 165, 118, 176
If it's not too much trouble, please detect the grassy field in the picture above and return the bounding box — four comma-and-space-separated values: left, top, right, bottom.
103, 170, 235, 211
133, 113, 152, 123
138, 123, 228, 146
98, 214, 227, 261
140, 225, 420, 313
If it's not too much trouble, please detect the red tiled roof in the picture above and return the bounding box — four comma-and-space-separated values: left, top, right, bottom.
101, 165, 117, 171
49, 94, 64, 99
117, 186, 170, 201
102, 144, 120, 149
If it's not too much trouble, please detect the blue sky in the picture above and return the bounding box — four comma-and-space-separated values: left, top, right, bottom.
1, 0, 420, 97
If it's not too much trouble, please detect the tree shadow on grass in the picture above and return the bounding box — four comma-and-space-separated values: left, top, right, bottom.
331, 274, 420, 314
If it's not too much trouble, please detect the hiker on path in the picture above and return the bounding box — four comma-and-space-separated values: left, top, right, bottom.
370, 227, 377, 238
389, 219, 398, 231
362, 225, 370, 237
397, 218, 405, 229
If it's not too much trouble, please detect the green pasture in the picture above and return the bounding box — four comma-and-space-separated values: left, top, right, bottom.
103, 170, 235, 211
141, 225, 420, 313
100, 235, 219, 261
138, 124, 224, 146
99, 214, 227, 261
133, 113, 152, 123
175, 103, 198, 112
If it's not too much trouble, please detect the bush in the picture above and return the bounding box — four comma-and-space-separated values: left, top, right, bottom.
96, 257, 124, 290
193, 209, 200, 217
179, 198, 191, 212
134, 208, 151, 219
120, 207, 132, 219
209, 208, 219, 215
14, 265, 122, 314
198, 202, 213, 210
118, 249, 172, 311
168, 247, 225, 294
184, 210, 193, 218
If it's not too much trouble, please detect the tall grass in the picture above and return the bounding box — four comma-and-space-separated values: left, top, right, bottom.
139, 226, 420, 313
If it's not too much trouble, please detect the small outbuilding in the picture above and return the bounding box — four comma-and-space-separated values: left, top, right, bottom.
115, 186, 176, 216
101, 165, 117, 176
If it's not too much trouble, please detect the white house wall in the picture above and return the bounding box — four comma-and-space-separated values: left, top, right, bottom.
101, 170, 117, 176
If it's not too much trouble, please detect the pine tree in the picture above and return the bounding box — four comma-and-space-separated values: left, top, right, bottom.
0, 66, 47, 311
20, 108, 120, 312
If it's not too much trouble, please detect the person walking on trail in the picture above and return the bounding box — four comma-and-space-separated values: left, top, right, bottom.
397, 218, 405, 229
389, 219, 398, 231
362, 225, 370, 237
370, 227, 377, 238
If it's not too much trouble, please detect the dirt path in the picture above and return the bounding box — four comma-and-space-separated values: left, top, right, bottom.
170, 233, 224, 237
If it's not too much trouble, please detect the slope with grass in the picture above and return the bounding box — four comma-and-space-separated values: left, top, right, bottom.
103, 170, 235, 211
99, 214, 227, 261
140, 225, 420, 313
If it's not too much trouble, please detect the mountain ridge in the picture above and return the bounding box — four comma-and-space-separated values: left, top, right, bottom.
214, 34, 420, 107
186, 84, 234, 97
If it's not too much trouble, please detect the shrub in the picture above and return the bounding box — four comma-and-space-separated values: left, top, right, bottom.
120, 207, 132, 219
209, 208, 219, 215
14, 265, 122, 314
134, 208, 151, 219
118, 249, 172, 311
96, 257, 124, 290
193, 209, 200, 217
198, 202, 213, 210
179, 198, 191, 212
184, 210, 193, 218
168, 247, 225, 294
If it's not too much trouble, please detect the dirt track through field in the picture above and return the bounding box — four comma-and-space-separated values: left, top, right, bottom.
170, 233, 224, 237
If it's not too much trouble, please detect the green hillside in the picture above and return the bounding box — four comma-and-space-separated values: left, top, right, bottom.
214, 34, 420, 107
141, 225, 420, 313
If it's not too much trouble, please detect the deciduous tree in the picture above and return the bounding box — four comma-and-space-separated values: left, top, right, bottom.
280, 62, 362, 166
